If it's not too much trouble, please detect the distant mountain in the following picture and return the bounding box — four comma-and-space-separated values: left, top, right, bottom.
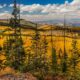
0, 19, 41, 30
71, 23, 80, 27
36, 20, 80, 27
36, 20, 63, 24
0, 19, 80, 33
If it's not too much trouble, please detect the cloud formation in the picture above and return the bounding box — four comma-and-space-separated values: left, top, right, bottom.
20, 0, 80, 22
0, 4, 7, 8
18, 0, 80, 14
0, 0, 80, 22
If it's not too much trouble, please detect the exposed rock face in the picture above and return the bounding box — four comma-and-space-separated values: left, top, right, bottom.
0, 73, 37, 80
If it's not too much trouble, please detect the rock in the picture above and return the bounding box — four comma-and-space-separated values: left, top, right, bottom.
22, 73, 37, 80
0, 74, 17, 80
0, 73, 37, 80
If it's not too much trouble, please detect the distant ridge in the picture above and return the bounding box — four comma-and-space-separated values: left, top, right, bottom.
0, 19, 41, 30
0, 19, 80, 33
36, 20, 80, 27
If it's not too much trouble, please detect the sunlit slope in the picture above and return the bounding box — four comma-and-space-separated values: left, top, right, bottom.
0, 25, 80, 58
0, 19, 80, 58
0, 23, 80, 74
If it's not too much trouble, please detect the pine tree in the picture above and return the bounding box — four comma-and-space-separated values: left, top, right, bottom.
29, 24, 49, 79
58, 48, 68, 74
3, 0, 26, 72
71, 39, 80, 71
51, 48, 57, 74
62, 51, 68, 73
58, 48, 63, 73
50, 25, 58, 74
67, 39, 80, 80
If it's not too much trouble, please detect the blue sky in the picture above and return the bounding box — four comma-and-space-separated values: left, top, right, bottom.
0, 0, 80, 23
0, 0, 73, 5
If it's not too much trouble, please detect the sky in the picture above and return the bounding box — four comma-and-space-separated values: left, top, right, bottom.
0, 0, 73, 5
0, 0, 80, 23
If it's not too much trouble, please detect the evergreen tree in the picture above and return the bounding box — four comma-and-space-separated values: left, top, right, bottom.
67, 39, 80, 80
62, 50, 68, 73
29, 25, 49, 79
71, 39, 80, 71
51, 48, 57, 74
58, 48, 68, 74
50, 25, 58, 74
3, 35, 26, 72
3, 0, 26, 72
58, 48, 63, 73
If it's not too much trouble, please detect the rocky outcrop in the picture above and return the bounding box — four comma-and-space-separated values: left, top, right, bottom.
0, 73, 37, 80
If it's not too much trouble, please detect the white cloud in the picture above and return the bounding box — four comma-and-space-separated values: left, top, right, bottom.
19, 0, 80, 21
0, 4, 7, 8
21, 4, 43, 13
70, 0, 80, 5
18, 0, 80, 14
9, 4, 14, 7
0, 5, 3, 8
3, 4, 7, 7
8, 0, 80, 14
0, 0, 80, 22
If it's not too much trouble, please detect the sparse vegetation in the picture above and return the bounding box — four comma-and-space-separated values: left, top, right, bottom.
0, 23, 80, 80
0, 2, 80, 79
